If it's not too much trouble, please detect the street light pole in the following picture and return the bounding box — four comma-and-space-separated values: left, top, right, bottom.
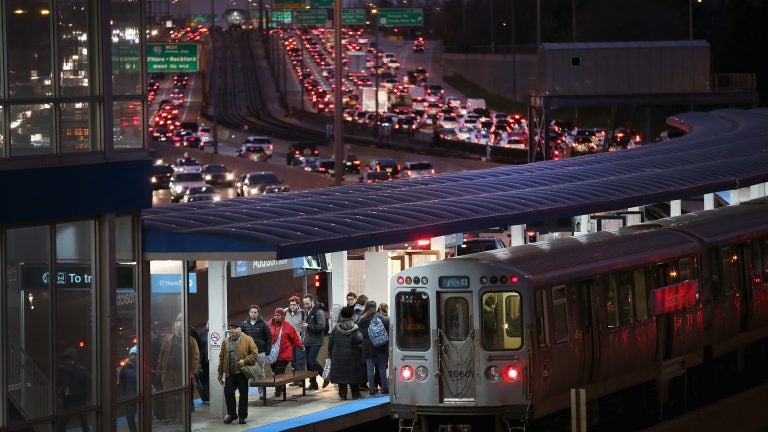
373, 5, 379, 137
210, 0, 219, 154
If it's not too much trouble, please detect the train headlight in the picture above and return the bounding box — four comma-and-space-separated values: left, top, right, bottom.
502, 365, 521, 382
485, 366, 501, 382
400, 365, 414, 381
415, 366, 428, 381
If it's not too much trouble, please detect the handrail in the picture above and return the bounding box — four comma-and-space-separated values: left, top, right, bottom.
8, 335, 52, 419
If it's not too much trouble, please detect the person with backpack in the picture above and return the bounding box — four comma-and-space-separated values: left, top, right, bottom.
284, 296, 307, 388
356, 300, 390, 395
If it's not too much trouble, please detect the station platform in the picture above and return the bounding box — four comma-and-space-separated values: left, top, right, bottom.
189, 384, 390, 432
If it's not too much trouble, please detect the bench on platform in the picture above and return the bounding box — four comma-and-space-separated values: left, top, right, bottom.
249, 370, 318, 406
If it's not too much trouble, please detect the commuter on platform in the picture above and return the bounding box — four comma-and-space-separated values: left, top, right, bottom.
352, 295, 369, 389
197, 321, 210, 402
357, 300, 390, 395
302, 294, 328, 390
328, 306, 364, 400
218, 323, 258, 425
284, 296, 307, 387
241, 304, 272, 398
56, 347, 91, 432
346, 292, 358, 308
268, 307, 305, 398
119, 346, 139, 432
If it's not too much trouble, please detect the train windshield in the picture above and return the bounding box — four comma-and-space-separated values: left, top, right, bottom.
481, 291, 523, 350
395, 291, 430, 350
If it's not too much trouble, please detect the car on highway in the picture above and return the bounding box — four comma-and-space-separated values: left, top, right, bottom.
401, 161, 436, 179
201, 164, 235, 187
342, 153, 361, 173
171, 156, 203, 173
169, 172, 206, 203
182, 185, 219, 203
358, 170, 392, 183
184, 135, 204, 150
242, 135, 274, 159
236, 143, 269, 162
309, 159, 337, 177
286, 141, 320, 165
264, 184, 292, 194
151, 163, 174, 190
367, 159, 400, 178
235, 172, 281, 197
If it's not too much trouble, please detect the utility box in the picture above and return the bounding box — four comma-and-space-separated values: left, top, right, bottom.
537, 40, 710, 96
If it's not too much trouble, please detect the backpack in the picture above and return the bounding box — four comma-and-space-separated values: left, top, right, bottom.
368, 315, 389, 348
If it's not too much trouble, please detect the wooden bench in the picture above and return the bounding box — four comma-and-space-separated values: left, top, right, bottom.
249, 370, 318, 406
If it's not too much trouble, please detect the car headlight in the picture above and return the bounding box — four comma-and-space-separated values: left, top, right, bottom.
204, 174, 212, 181
173, 185, 184, 193
226, 173, 234, 180
151, 177, 157, 183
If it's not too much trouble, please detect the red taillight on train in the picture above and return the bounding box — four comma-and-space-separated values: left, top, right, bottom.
502, 365, 520, 382
400, 365, 414, 381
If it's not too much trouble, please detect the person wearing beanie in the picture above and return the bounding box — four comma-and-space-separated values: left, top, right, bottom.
328, 306, 364, 400
268, 306, 305, 398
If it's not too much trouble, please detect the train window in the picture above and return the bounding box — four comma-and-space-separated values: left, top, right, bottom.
395, 291, 431, 350
552, 286, 569, 343
747, 240, 768, 289
535, 289, 549, 348
444, 297, 470, 340
720, 246, 741, 296
481, 292, 522, 350
615, 272, 636, 326
634, 268, 649, 321
606, 284, 619, 329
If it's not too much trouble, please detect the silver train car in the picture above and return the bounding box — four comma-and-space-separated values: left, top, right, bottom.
389, 198, 768, 431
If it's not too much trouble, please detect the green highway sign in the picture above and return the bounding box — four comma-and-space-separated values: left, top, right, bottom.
342, 9, 365, 26
315, 0, 333, 7
113, 44, 140, 72
269, 10, 292, 25
293, 9, 327, 25
147, 43, 199, 72
377, 8, 423, 27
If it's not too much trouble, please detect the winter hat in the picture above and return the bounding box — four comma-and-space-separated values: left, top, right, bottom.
274, 308, 286, 318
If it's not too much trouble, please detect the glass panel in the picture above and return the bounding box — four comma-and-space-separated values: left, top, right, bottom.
152, 261, 185, 395
116, 401, 140, 432
535, 289, 548, 347
6, 226, 53, 423
151, 393, 184, 430
395, 291, 430, 350
721, 249, 737, 295
617, 271, 635, 326
57, 0, 91, 96
116, 216, 139, 402
61, 102, 92, 152
0, 106, 5, 157
6, 0, 53, 97
481, 291, 522, 350
10, 104, 53, 156
111, 0, 142, 95
606, 281, 619, 329
634, 268, 649, 321
54, 221, 95, 415
443, 297, 469, 340
114, 101, 143, 149
54, 410, 95, 432
552, 286, 568, 343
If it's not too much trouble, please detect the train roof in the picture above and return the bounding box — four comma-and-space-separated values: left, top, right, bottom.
451, 198, 768, 282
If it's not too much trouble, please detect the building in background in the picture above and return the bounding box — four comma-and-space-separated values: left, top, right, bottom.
0, 0, 153, 431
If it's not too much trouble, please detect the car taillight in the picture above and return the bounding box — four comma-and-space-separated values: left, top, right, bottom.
400, 365, 414, 381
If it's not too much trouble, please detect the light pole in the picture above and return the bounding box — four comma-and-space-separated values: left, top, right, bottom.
209, 0, 219, 154
689, 0, 702, 40
372, 4, 380, 137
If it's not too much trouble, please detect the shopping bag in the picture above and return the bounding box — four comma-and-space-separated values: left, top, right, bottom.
322, 358, 332, 382
241, 362, 264, 380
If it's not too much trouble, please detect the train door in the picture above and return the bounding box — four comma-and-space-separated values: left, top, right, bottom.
576, 280, 596, 385
437, 291, 475, 402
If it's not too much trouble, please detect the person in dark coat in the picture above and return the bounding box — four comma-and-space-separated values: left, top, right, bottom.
119, 346, 139, 432
328, 306, 364, 400
56, 347, 91, 432
241, 304, 272, 399
357, 300, 391, 395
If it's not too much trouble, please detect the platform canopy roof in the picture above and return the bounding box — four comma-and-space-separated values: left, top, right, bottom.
143, 108, 768, 260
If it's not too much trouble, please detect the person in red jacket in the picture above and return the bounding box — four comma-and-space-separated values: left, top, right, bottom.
269, 307, 305, 398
